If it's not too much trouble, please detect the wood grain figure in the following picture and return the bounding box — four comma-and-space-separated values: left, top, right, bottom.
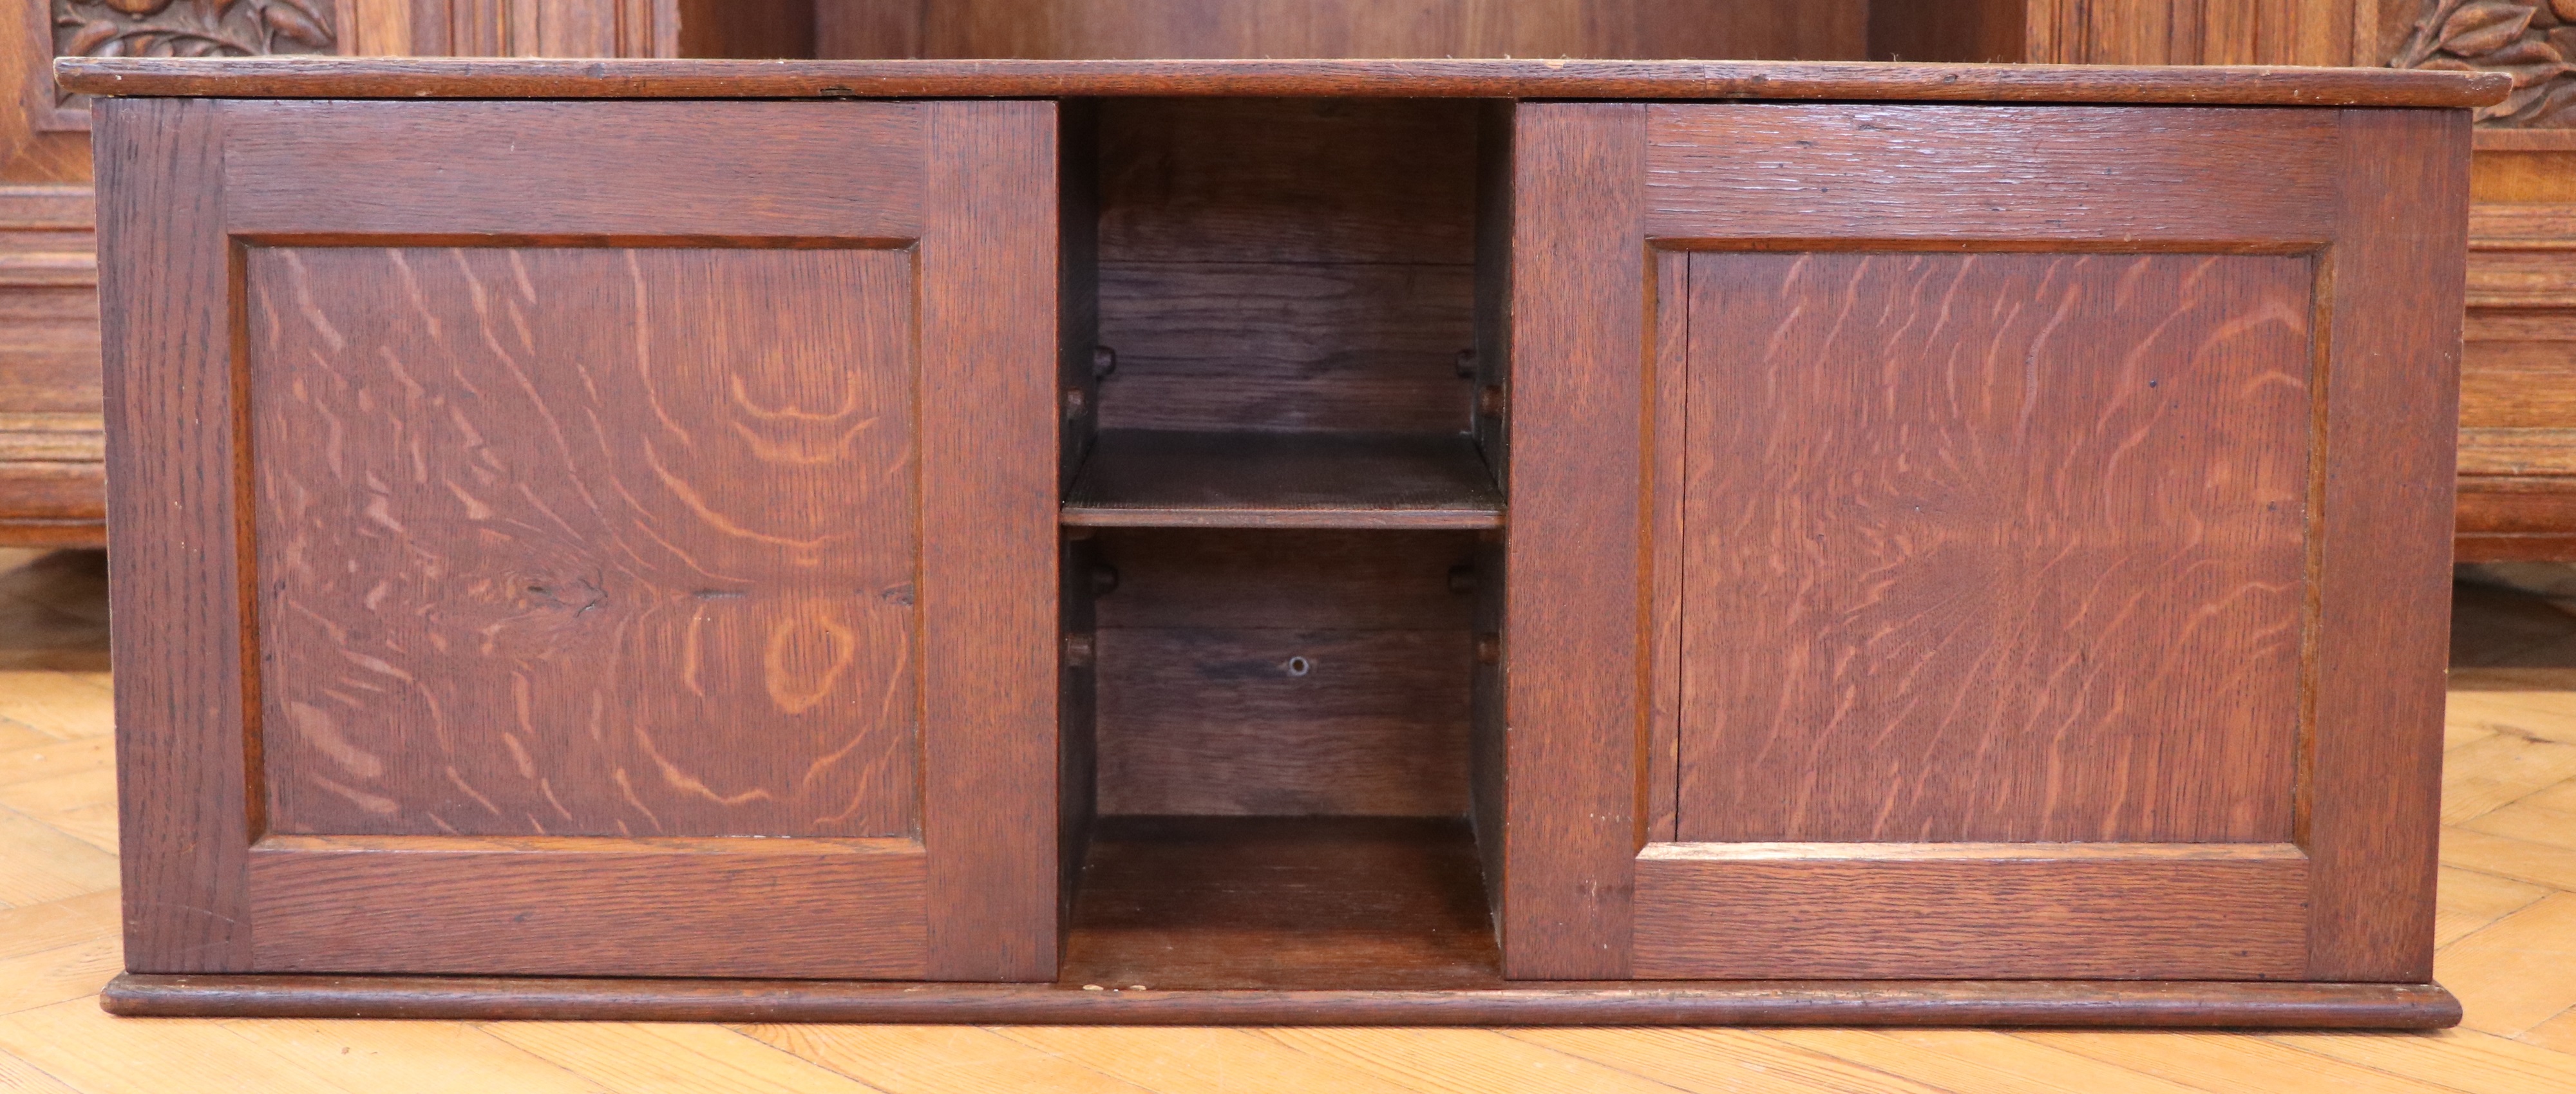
249, 245, 922, 840
1675, 250, 2313, 845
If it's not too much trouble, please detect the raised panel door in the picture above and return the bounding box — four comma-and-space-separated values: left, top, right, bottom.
102, 97, 1065, 980
1495, 101, 2465, 981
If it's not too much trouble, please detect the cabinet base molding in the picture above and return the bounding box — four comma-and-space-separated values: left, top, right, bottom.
100, 974, 2461, 1028
0, 518, 104, 547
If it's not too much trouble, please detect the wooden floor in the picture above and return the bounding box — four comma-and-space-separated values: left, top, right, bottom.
3, 549, 2576, 1092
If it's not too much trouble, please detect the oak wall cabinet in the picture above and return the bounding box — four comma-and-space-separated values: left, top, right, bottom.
76, 56, 2500, 1027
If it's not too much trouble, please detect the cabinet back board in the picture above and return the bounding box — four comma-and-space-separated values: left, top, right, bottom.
1085, 99, 1488, 821
1092, 529, 1479, 818
1094, 98, 1478, 435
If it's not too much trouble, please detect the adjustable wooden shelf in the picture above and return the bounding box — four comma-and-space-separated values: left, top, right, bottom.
70, 54, 2502, 1028
1063, 430, 1504, 529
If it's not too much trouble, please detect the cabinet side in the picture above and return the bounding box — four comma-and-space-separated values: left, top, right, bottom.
1468, 99, 1512, 923
2305, 106, 2470, 981
98, 95, 256, 973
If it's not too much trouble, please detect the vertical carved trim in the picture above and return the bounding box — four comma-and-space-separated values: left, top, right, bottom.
443, 0, 506, 55
2027, 0, 2361, 67
625, 0, 677, 58
419, 1, 671, 59
2391, 1, 2576, 126
332, 0, 412, 56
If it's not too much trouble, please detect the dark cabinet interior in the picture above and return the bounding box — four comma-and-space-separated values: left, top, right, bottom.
1055, 98, 1506, 988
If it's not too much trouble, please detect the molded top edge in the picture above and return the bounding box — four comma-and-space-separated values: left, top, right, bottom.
56, 57, 2511, 109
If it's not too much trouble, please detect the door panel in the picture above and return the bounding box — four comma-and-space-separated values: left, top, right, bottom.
251, 245, 921, 841
1498, 101, 2463, 981
106, 97, 1063, 979
1676, 250, 2313, 846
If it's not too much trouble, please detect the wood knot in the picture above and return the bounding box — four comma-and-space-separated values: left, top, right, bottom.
525, 576, 606, 614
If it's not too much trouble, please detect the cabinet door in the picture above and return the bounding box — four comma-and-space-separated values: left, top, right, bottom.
1495, 102, 2464, 981
102, 99, 1063, 981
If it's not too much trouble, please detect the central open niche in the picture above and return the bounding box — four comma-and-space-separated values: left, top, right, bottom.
1055, 98, 1508, 988
1060, 528, 1499, 989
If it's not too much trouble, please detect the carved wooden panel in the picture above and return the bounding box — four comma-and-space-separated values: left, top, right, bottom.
34, 0, 336, 131
2392, 0, 2576, 126
53, 0, 336, 59
248, 243, 922, 840
1675, 250, 2316, 844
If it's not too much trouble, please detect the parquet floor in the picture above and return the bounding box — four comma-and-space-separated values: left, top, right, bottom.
2, 548, 2574, 1093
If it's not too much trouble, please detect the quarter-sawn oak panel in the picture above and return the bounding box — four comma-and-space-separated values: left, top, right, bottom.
1678, 250, 2314, 844
249, 245, 921, 839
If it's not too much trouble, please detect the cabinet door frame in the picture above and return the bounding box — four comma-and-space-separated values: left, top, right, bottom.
1495, 100, 2464, 981
100, 97, 1064, 981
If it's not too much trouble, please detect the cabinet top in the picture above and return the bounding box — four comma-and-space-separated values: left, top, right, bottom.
57, 57, 2507, 109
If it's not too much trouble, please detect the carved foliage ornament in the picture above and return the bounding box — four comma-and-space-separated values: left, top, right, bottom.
2395, 0, 2576, 126
52, 0, 334, 61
